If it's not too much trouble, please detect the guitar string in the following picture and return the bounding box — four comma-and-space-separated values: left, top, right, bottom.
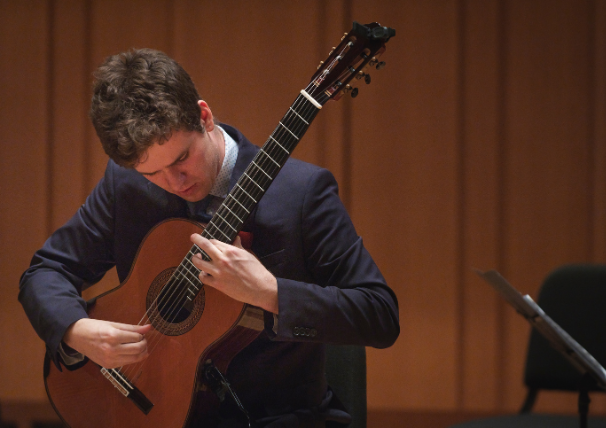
118, 93, 320, 380
117, 46, 348, 381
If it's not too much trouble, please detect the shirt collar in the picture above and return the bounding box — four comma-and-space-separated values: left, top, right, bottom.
209, 125, 239, 197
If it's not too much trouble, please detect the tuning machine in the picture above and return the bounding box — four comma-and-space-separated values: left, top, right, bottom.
356, 71, 371, 84
342, 84, 359, 98
368, 56, 387, 70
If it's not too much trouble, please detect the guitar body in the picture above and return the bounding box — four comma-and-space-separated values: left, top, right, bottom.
44, 218, 264, 428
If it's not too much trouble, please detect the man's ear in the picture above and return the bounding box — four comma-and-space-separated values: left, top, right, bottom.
198, 100, 215, 132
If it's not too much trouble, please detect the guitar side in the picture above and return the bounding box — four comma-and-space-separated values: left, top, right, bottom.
44, 218, 263, 428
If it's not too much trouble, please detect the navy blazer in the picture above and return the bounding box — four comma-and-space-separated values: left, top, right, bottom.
19, 125, 399, 423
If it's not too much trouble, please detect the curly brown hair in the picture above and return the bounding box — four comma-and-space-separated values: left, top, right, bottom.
90, 48, 204, 168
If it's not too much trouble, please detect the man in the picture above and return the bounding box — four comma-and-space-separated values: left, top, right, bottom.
19, 48, 399, 427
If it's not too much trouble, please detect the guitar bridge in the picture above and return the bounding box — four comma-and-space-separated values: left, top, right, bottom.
100, 367, 155, 415
100, 367, 130, 396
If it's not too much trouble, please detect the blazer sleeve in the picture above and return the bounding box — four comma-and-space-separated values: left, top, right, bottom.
272, 168, 400, 349
19, 162, 116, 367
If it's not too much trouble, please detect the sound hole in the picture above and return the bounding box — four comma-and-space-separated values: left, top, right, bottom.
146, 267, 205, 336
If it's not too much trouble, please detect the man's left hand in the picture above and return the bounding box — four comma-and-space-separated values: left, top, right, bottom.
190, 234, 279, 314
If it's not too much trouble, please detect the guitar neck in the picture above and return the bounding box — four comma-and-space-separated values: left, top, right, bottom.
185, 20, 395, 261
201, 91, 320, 244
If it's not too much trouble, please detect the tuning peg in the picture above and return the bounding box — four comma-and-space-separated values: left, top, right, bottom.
351, 87, 359, 98
317, 61, 324, 70
375, 61, 386, 70
355, 71, 372, 84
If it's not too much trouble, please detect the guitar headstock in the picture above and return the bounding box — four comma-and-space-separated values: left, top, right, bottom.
304, 21, 395, 106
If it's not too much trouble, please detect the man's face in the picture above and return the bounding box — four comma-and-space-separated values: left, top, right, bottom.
134, 128, 223, 202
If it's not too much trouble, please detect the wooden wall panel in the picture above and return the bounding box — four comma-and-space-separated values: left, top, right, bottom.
460, 0, 502, 411
350, 0, 461, 410
51, 0, 89, 229
0, 0, 50, 400
502, 0, 595, 412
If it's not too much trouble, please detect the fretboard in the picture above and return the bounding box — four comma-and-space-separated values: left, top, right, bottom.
182, 91, 320, 275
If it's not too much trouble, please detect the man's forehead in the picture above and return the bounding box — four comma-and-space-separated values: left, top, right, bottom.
134, 131, 196, 173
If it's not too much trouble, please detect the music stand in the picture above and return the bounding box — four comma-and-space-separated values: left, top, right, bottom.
476, 270, 606, 428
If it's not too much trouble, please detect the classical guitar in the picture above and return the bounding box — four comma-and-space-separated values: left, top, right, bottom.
44, 21, 395, 428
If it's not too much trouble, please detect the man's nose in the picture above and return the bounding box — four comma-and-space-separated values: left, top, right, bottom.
166, 169, 187, 190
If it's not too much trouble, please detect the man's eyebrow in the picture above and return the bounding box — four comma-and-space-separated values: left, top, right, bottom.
139, 148, 189, 176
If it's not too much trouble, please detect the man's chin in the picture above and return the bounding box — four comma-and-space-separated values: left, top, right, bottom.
175, 184, 207, 202
180, 194, 205, 202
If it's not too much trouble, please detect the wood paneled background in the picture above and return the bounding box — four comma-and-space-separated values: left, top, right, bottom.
1, 0, 605, 418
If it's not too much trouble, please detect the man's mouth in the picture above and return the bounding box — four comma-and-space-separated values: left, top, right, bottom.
179, 183, 196, 194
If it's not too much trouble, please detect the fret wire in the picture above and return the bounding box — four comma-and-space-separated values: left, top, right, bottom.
179, 262, 200, 281
236, 183, 257, 203
282, 111, 302, 131
228, 194, 250, 214
212, 220, 234, 241
230, 188, 255, 213
243, 172, 265, 192
207, 221, 232, 241
294, 96, 317, 122
203, 222, 220, 240
240, 178, 263, 200
291, 95, 308, 116
264, 144, 288, 165
283, 131, 301, 153
250, 155, 276, 179
273, 129, 297, 151
243, 165, 270, 188
201, 226, 215, 241
289, 106, 309, 125
259, 150, 281, 169
252, 160, 273, 181
222, 203, 243, 223
216, 203, 243, 224
252, 157, 275, 178
215, 212, 238, 234
269, 136, 290, 155
284, 107, 305, 129
220, 206, 245, 225
293, 99, 317, 132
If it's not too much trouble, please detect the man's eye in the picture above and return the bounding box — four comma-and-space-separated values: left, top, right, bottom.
178, 152, 189, 162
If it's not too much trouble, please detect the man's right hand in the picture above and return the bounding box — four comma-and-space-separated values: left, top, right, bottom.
63, 318, 152, 369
